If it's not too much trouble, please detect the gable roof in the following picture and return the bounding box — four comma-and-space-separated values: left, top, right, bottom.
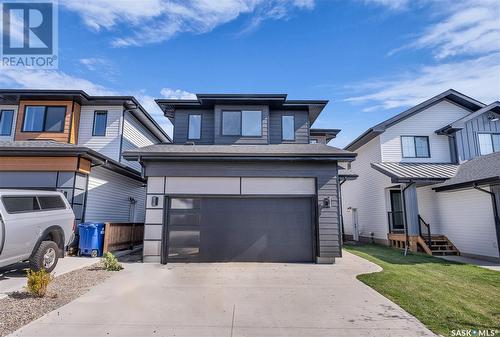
436, 101, 500, 135
344, 89, 485, 151
156, 93, 329, 125
0, 89, 171, 143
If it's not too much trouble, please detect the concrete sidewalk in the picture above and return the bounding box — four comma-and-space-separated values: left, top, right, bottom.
438, 255, 500, 271
10, 252, 435, 337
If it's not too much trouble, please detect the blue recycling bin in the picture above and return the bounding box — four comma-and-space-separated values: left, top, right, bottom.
78, 223, 105, 257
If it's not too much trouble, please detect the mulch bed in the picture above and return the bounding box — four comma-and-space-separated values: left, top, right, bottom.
0, 263, 113, 337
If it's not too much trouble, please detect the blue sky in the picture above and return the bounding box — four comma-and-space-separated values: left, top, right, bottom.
1, 0, 499, 147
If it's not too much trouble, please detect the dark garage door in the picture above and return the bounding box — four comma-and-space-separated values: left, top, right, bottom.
166, 197, 314, 263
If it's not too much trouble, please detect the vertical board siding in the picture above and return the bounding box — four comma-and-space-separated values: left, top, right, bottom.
0, 105, 18, 141
269, 110, 309, 144
85, 166, 146, 223
380, 100, 470, 163
77, 105, 123, 161
456, 113, 500, 162
121, 112, 159, 171
172, 109, 214, 144
214, 105, 269, 144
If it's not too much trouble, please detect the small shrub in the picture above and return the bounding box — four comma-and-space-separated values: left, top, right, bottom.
26, 269, 53, 297
101, 252, 123, 271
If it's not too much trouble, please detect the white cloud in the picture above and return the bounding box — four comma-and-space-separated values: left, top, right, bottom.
61, 0, 315, 47
362, 0, 411, 10
160, 88, 196, 100
79, 58, 110, 71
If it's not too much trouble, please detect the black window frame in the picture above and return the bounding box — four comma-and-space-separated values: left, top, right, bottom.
221, 110, 263, 137
0, 109, 14, 136
400, 135, 430, 158
22, 105, 67, 133
92, 110, 108, 136
187, 114, 202, 140
477, 132, 500, 155
1, 195, 67, 214
281, 115, 295, 141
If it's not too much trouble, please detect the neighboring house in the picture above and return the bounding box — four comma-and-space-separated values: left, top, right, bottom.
342, 89, 500, 262
0, 89, 170, 226
123, 94, 356, 264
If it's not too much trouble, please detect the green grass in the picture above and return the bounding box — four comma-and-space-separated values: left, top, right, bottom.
344, 244, 500, 336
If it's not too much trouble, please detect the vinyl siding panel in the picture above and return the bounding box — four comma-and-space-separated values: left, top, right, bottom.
341, 136, 393, 240
269, 110, 309, 144
380, 100, 470, 163
172, 109, 214, 144
456, 113, 500, 162
85, 166, 146, 223
214, 105, 269, 144
0, 105, 18, 141
417, 186, 499, 259
77, 105, 123, 161
121, 112, 159, 171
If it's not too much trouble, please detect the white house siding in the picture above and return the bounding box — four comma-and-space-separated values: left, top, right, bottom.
0, 105, 18, 141
85, 166, 146, 223
341, 136, 392, 241
121, 112, 158, 171
380, 100, 470, 163
417, 186, 499, 259
77, 105, 123, 161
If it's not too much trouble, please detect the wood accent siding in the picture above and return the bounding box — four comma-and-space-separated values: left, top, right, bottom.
69, 102, 81, 144
14, 100, 76, 142
78, 157, 91, 174
0, 156, 79, 171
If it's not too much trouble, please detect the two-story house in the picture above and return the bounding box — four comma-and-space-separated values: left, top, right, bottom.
123, 94, 356, 264
0, 89, 170, 226
341, 89, 500, 262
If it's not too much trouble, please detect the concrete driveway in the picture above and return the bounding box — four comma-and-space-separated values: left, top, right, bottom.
11, 251, 435, 337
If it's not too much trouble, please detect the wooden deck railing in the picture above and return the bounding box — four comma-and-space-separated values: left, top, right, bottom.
103, 223, 144, 253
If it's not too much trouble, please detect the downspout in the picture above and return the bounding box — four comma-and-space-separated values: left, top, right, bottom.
401, 181, 415, 256
473, 184, 500, 258
339, 177, 347, 243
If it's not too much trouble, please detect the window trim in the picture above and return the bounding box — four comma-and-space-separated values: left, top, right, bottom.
21, 105, 67, 133
0, 109, 14, 136
92, 110, 108, 136
400, 135, 430, 158
281, 115, 295, 141
477, 132, 500, 155
221, 110, 263, 137
187, 113, 202, 140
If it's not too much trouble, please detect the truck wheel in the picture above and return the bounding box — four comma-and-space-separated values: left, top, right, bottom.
91, 249, 98, 258
29, 241, 59, 272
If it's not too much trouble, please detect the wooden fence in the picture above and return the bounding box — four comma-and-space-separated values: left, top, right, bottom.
103, 223, 144, 253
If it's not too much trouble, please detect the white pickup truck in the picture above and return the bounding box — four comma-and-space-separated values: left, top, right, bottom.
0, 190, 75, 272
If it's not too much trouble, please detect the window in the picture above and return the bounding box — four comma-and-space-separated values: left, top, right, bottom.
221, 110, 262, 136
478, 133, 500, 155
0, 110, 14, 136
309, 139, 318, 144
2, 196, 40, 213
188, 114, 201, 140
282, 115, 295, 141
401, 136, 430, 158
22, 106, 66, 132
38, 196, 66, 210
92, 111, 108, 136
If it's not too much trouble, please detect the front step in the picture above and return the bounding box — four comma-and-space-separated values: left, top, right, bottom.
421, 235, 459, 256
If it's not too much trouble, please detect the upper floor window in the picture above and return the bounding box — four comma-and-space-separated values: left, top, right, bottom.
92, 110, 108, 136
188, 114, 201, 140
0, 110, 14, 136
222, 110, 262, 136
478, 133, 500, 155
22, 106, 66, 132
282, 115, 295, 141
401, 136, 430, 158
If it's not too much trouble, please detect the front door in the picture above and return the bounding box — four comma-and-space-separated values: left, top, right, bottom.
390, 190, 405, 231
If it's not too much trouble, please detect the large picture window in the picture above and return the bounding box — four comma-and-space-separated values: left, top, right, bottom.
222, 110, 262, 136
478, 133, 500, 155
92, 111, 108, 136
188, 114, 201, 140
401, 136, 430, 158
22, 106, 66, 132
0, 110, 14, 136
282, 115, 295, 141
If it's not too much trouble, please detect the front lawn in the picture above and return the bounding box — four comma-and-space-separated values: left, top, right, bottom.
345, 244, 500, 337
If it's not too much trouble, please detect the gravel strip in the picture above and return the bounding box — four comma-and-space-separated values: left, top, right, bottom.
0, 263, 114, 337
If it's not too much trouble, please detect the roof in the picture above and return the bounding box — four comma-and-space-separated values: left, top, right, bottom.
434, 152, 500, 191
0, 89, 171, 143
344, 89, 485, 151
155, 93, 329, 125
436, 101, 500, 134
0, 141, 144, 181
310, 128, 341, 142
123, 143, 356, 162
371, 162, 459, 183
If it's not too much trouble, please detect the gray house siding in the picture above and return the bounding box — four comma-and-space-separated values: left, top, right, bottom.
456, 114, 500, 162
173, 109, 215, 144
144, 160, 341, 261
269, 110, 309, 144
214, 105, 269, 144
